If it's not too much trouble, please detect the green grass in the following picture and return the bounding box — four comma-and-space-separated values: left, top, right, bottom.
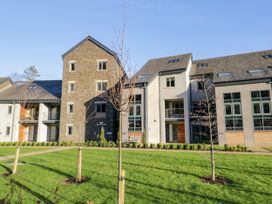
0, 149, 271, 203
0, 147, 53, 156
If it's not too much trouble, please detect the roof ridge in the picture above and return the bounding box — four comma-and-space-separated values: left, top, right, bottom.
194, 49, 272, 62
148, 53, 192, 61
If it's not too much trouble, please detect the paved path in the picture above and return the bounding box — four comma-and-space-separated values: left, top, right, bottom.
0, 146, 75, 161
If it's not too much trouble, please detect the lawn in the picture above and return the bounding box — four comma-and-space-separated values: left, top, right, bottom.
0, 149, 271, 203
0, 147, 52, 157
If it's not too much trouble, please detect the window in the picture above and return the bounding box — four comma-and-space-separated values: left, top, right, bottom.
6, 126, 11, 136
128, 94, 142, 131
251, 90, 272, 130
248, 69, 264, 74
97, 60, 107, 71
69, 61, 76, 72
166, 77, 175, 87
96, 103, 106, 113
224, 92, 243, 131
68, 81, 75, 92
66, 125, 73, 136
197, 81, 205, 90
96, 81, 108, 91
67, 103, 74, 113
197, 63, 208, 68
8, 106, 12, 114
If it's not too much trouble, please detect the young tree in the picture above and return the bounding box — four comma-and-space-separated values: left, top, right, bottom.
191, 73, 217, 181
102, 24, 135, 203
23, 65, 40, 80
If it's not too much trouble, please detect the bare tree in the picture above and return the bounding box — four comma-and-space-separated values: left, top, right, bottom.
23, 65, 40, 80
100, 22, 135, 203
191, 73, 217, 181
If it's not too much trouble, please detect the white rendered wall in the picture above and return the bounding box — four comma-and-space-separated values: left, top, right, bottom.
37, 103, 49, 142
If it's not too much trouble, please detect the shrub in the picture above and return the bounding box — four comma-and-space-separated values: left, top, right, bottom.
99, 127, 107, 145
183, 144, 188, 150
150, 143, 156, 149
177, 144, 182, 150
224, 144, 229, 151
157, 143, 163, 149
132, 142, 138, 148
169, 144, 177, 149
128, 143, 133, 148
197, 144, 202, 150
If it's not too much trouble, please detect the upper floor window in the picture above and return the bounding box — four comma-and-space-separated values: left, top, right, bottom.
68, 81, 75, 93
263, 54, 272, 59
251, 90, 272, 130
67, 102, 74, 113
96, 81, 108, 91
69, 61, 76, 72
166, 77, 175, 87
96, 103, 106, 113
8, 106, 12, 114
197, 63, 208, 68
97, 60, 107, 71
197, 81, 205, 90
224, 92, 243, 131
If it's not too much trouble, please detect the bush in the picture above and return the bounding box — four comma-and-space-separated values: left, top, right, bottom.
150, 143, 156, 149
132, 142, 138, 148
177, 144, 182, 150
157, 143, 163, 149
224, 144, 229, 151
169, 144, 177, 149
99, 127, 107, 145
183, 144, 188, 150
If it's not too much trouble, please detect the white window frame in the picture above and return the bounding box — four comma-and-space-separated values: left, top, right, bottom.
67, 102, 74, 114
66, 124, 73, 136
69, 60, 76, 72
166, 77, 175, 88
97, 59, 108, 71
5, 126, 11, 136
68, 81, 75, 93
96, 80, 108, 91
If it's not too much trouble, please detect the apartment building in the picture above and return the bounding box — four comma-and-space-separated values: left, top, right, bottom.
121, 54, 192, 144
0, 80, 61, 142
191, 50, 272, 146
59, 36, 121, 142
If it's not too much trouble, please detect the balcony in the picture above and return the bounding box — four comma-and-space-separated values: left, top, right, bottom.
165, 108, 184, 119
20, 114, 39, 124
43, 111, 60, 124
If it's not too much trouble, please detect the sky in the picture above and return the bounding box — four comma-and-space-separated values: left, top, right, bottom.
0, 0, 272, 80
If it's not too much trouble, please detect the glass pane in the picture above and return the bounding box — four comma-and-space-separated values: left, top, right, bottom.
233, 92, 240, 100
225, 104, 232, 115
261, 90, 270, 99
224, 93, 231, 101
263, 102, 270, 114
251, 91, 259, 99
136, 106, 141, 115
129, 106, 134, 116
234, 104, 241, 115
135, 95, 141, 104
234, 119, 243, 128
171, 79, 175, 87
253, 103, 261, 114
254, 118, 262, 128
264, 118, 272, 128
225, 118, 234, 129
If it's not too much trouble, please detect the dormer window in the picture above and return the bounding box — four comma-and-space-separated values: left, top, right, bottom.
263, 55, 272, 59
197, 63, 208, 68
69, 61, 76, 72
217, 72, 232, 77
97, 60, 107, 71
168, 59, 180, 63
247, 69, 264, 74
28, 85, 37, 91
267, 66, 272, 69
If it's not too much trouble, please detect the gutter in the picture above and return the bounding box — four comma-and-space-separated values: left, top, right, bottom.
11, 100, 16, 142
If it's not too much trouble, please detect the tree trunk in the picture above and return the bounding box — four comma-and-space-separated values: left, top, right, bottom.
76, 146, 82, 182
118, 113, 123, 204
13, 146, 20, 174
210, 140, 215, 181
120, 169, 125, 204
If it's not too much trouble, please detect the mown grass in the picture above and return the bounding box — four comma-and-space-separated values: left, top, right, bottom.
0, 147, 52, 157
0, 149, 271, 203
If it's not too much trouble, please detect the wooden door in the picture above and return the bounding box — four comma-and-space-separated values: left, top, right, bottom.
177, 122, 185, 143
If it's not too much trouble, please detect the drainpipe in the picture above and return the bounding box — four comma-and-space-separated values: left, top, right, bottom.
158, 74, 162, 143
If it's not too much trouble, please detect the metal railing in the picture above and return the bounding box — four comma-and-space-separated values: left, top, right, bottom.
165, 108, 184, 119
43, 111, 60, 121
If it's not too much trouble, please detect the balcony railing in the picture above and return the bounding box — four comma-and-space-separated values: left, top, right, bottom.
165, 108, 184, 119
43, 111, 60, 121
20, 113, 39, 123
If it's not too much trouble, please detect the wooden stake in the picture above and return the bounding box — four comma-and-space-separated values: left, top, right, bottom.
13, 146, 20, 174
119, 169, 125, 204
76, 146, 82, 182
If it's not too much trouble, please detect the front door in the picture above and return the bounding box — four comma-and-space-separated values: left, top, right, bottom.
166, 122, 185, 143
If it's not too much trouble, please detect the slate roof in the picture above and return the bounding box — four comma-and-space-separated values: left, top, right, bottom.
191, 50, 272, 83
0, 80, 62, 102
133, 53, 192, 83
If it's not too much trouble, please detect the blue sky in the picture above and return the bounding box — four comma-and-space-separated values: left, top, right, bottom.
0, 0, 272, 80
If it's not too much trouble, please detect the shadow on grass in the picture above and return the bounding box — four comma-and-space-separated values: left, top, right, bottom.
12, 180, 54, 204
27, 162, 74, 179
126, 178, 237, 204
0, 163, 12, 174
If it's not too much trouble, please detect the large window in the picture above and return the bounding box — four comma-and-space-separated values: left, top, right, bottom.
128, 95, 142, 131
251, 90, 272, 130
96, 81, 108, 91
224, 92, 243, 131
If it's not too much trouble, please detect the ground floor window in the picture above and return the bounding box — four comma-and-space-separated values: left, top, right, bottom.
47, 125, 59, 141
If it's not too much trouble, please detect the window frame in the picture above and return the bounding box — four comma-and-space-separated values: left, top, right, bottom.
68, 81, 75, 93
69, 61, 76, 72
128, 94, 142, 132
166, 77, 175, 88
66, 124, 73, 136
97, 59, 108, 71
8, 105, 12, 115
67, 102, 74, 114
96, 80, 108, 91
5, 126, 11, 136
